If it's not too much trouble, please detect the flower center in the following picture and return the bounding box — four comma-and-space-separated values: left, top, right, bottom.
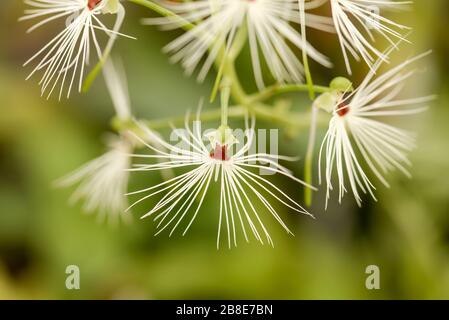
210, 144, 229, 161
337, 101, 350, 117
87, 0, 102, 10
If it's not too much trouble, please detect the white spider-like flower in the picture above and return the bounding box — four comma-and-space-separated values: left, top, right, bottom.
20, 0, 130, 99
127, 113, 314, 248
144, 0, 333, 89
328, 0, 411, 74
55, 58, 133, 224
318, 51, 434, 207
56, 135, 133, 224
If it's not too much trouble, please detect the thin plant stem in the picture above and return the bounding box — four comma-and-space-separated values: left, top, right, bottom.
112, 105, 328, 132
299, 0, 315, 100
82, 4, 127, 92
304, 106, 319, 206
249, 84, 331, 103
220, 78, 232, 127
128, 0, 195, 31
210, 23, 248, 102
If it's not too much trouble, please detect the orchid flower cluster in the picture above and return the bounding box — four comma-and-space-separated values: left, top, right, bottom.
20, 0, 433, 247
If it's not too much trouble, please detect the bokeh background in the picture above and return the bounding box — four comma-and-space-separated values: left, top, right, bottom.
0, 0, 448, 299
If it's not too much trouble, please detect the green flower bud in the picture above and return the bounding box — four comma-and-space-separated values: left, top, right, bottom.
313, 92, 339, 113
205, 125, 239, 147
330, 77, 354, 92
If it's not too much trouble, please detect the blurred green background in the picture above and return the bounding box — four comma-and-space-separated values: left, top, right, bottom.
0, 0, 448, 299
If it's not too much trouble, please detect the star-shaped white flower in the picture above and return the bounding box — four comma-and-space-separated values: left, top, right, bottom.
144, 0, 332, 89
20, 0, 130, 99
319, 50, 434, 207
128, 112, 314, 248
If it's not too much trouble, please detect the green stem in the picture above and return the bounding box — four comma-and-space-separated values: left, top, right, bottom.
249, 84, 331, 103
220, 77, 232, 127
127, 107, 245, 131
211, 38, 248, 107
210, 23, 248, 102
82, 3, 126, 92
224, 61, 248, 106
228, 22, 248, 61
298, 0, 315, 100
304, 106, 319, 206
221, 101, 228, 127
112, 106, 328, 132
128, 0, 195, 31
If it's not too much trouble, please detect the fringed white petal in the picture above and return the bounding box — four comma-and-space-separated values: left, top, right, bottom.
129, 113, 312, 247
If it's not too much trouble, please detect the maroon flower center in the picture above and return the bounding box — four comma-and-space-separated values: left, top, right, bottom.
88, 0, 102, 10
210, 144, 229, 161
337, 101, 350, 117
